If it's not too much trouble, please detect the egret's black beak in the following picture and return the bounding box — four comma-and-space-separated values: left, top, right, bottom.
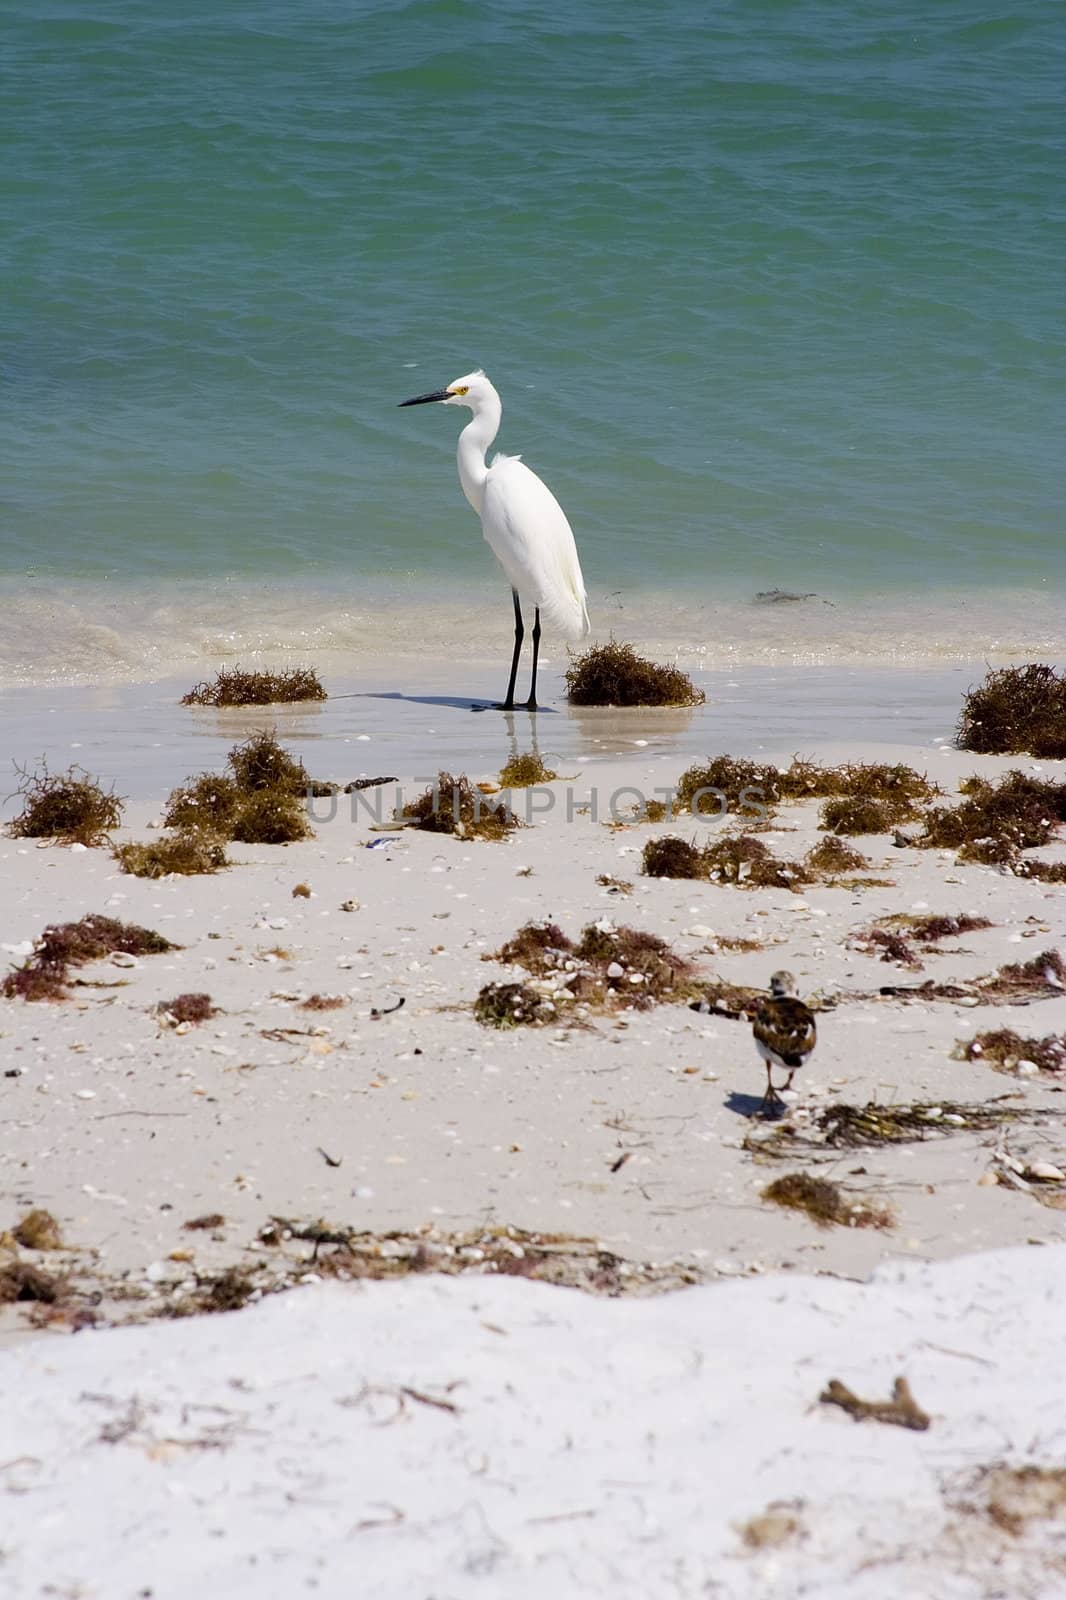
399, 388, 451, 407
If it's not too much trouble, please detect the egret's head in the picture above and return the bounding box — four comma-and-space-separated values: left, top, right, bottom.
769, 970, 797, 999
399, 369, 492, 411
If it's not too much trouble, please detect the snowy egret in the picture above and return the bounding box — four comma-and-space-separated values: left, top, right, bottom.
400, 370, 590, 710
752, 971, 817, 1116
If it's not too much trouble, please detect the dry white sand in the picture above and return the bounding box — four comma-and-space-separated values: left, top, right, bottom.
3, 1247, 1066, 1598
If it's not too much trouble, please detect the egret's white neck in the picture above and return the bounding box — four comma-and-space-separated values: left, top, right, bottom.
456, 388, 502, 516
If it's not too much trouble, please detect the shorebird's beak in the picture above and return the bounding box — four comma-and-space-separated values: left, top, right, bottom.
399, 388, 451, 407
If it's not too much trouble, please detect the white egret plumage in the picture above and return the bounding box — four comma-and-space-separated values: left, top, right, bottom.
400, 370, 590, 710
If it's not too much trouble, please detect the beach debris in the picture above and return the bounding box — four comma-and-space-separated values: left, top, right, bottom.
176, 1267, 259, 1315
956, 1029, 1066, 1076
881, 949, 1066, 1006
753, 589, 817, 604
474, 981, 554, 1028
675, 755, 779, 818
340, 899, 360, 912
689, 977, 770, 1019
642, 836, 706, 879
479, 918, 701, 1026
13, 1208, 63, 1251
498, 750, 559, 786
164, 730, 335, 846
643, 830, 873, 892
180, 665, 327, 707
369, 996, 405, 1018
114, 831, 230, 878
820, 1376, 930, 1432
914, 770, 1066, 865
956, 662, 1066, 759
803, 836, 869, 875
564, 641, 705, 707
1012, 858, 1066, 883
596, 873, 633, 895
257, 1219, 704, 1296
399, 771, 519, 840
157, 993, 217, 1027
2, 914, 177, 1004
706, 835, 811, 890
6, 758, 124, 847
317, 1148, 343, 1169
744, 1098, 1039, 1160
966, 1463, 1066, 1536
642, 832, 811, 889
183, 1213, 226, 1232
344, 776, 398, 792
0, 1259, 64, 1306
738, 1503, 807, 1550
849, 915, 994, 970
761, 1172, 893, 1230
300, 993, 348, 1011
292, 882, 312, 898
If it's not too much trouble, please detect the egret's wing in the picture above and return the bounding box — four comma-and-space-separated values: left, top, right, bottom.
482, 456, 590, 640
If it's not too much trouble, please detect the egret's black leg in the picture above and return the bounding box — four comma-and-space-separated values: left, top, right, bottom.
525, 608, 542, 710
500, 589, 524, 710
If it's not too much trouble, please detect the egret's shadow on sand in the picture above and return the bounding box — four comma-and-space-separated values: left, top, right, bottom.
332, 691, 558, 716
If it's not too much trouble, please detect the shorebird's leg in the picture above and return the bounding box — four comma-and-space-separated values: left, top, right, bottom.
499, 589, 524, 710
524, 607, 542, 711
758, 1068, 779, 1116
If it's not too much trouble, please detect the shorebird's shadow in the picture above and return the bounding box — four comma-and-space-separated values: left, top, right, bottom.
332, 692, 558, 715
725, 1090, 779, 1120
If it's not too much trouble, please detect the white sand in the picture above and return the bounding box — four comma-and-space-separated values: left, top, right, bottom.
3, 1246, 1066, 1598
1, 657, 1065, 1594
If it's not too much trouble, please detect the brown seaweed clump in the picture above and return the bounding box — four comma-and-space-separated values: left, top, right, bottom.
400, 771, 519, 841
474, 981, 556, 1028
854, 913, 994, 969
228, 729, 331, 796
918, 771, 1066, 864
499, 751, 559, 787
642, 836, 707, 879
820, 796, 900, 836
2, 914, 176, 1004
642, 831, 862, 890
761, 1172, 893, 1229
114, 831, 230, 878
956, 1029, 1066, 1076
13, 1209, 63, 1250
803, 836, 869, 875
0, 1260, 64, 1305
672, 755, 936, 831
163, 772, 242, 834
675, 756, 775, 818
705, 835, 812, 891
890, 912, 994, 942
6, 760, 124, 846
158, 993, 217, 1026
956, 663, 1066, 759
163, 730, 331, 846
1013, 859, 1066, 883
817, 763, 939, 835
181, 665, 327, 707
299, 993, 348, 1011
230, 788, 313, 845
481, 918, 700, 1024
565, 641, 705, 707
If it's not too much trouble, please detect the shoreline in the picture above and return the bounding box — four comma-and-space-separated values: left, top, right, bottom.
0, 657, 1057, 811
1, 571, 1064, 690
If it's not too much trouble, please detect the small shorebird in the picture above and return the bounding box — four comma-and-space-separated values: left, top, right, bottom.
753, 970, 816, 1116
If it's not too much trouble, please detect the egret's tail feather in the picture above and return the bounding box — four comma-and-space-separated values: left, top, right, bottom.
539, 584, 590, 642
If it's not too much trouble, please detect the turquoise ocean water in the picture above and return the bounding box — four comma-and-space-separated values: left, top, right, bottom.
2, 0, 1064, 684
